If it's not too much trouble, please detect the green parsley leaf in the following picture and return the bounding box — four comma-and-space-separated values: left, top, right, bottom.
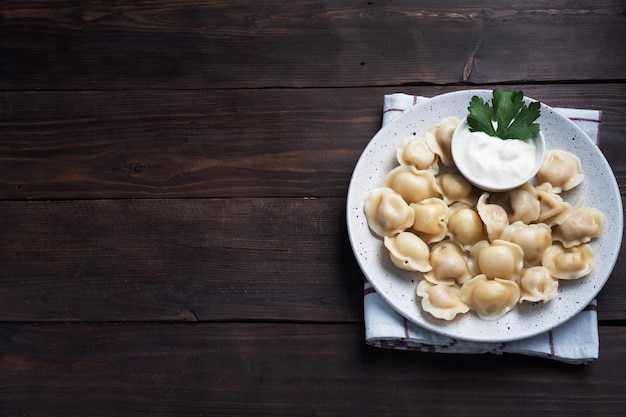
467, 89, 541, 139
467, 96, 497, 137
504, 101, 541, 139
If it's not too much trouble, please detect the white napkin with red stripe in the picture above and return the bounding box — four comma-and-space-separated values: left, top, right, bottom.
364, 93, 602, 364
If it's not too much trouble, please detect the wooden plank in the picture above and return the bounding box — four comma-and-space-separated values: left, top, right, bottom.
0, 1, 624, 90
0, 87, 382, 199
0, 198, 363, 322
0, 322, 625, 416
0, 84, 624, 200
0, 197, 623, 322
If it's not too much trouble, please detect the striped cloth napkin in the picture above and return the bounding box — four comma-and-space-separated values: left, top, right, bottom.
364, 93, 602, 364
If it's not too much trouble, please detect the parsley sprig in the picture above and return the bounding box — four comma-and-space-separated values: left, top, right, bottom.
467, 89, 541, 139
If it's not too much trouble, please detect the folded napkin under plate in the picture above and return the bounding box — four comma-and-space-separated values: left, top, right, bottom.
364, 93, 602, 364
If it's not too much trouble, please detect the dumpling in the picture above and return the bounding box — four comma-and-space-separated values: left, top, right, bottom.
438, 173, 477, 206
518, 266, 559, 303
536, 150, 584, 193
460, 274, 520, 321
410, 198, 448, 244
535, 182, 573, 226
447, 203, 486, 250
499, 221, 552, 267
542, 243, 596, 280
467, 240, 488, 276
383, 165, 440, 204
425, 117, 460, 167
397, 137, 439, 173
384, 232, 431, 272
476, 193, 509, 242
553, 207, 603, 248
364, 187, 415, 237
506, 183, 541, 224
416, 279, 470, 321
468, 239, 524, 281
424, 241, 472, 285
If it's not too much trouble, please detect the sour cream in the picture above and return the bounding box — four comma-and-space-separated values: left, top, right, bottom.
451, 119, 544, 191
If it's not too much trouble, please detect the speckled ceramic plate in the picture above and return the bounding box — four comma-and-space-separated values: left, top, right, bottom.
346, 89, 623, 342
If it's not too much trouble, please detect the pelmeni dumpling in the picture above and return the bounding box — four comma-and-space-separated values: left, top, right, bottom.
500, 221, 552, 267
536, 150, 584, 193
468, 239, 524, 281
505, 183, 541, 224
460, 274, 520, 321
425, 117, 459, 167
476, 193, 509, 242
535, 182, 573, 226
438, 173, 477, 206
383, 165, 440, 204
447, 203, 486, 250
424, 241, 472, 285
410, 198, 448, 244
518, 266, 559, 303
384, 232, 431, 272
553, 207, 603, 248
466, 240, 487, 276
397, 137, 439, 173
416, 279, 470, 321
364, 187, 415, 237
542, 243, 596, 280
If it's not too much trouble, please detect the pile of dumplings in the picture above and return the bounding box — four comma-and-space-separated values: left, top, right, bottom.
364, 117, 604, 321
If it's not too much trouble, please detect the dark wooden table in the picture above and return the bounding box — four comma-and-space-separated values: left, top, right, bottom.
1, 1, 625, 415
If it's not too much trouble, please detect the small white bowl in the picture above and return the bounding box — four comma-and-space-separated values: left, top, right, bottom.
451, 118, 546, 192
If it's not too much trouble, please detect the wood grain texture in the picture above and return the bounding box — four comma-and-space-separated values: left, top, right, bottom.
1, 1, 625, 414
0, 84, 625, 200
0, 197, 623, 322
1, 322, 625, 416
0, 198, 363, 322
0, 1, 624, 90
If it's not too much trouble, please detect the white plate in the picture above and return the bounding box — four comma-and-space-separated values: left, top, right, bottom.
346, 89, 623, 342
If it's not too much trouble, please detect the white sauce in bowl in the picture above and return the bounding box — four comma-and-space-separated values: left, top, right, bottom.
451, 119, 544, 191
